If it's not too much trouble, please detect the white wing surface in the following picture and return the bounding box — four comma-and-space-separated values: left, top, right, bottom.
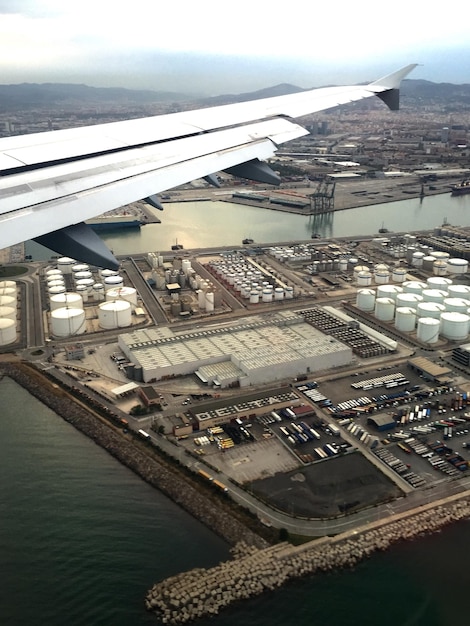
0, 64, 416, 268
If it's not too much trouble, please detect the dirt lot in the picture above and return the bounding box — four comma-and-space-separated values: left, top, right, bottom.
250, 451, 401, 518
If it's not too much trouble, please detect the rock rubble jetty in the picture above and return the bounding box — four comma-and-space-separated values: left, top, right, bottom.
146, 495, 470, 624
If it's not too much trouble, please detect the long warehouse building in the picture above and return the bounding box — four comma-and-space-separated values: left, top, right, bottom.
118, 310, 352, 386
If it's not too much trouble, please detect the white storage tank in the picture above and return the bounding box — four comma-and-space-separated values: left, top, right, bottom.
395, 307, 417, 332
353, 265, 369, 279
75, 278, 95, 292
106, 286, 138, 308
374, 297, 395, 321
205, 292, 215, 313
338, 258, 348, 271
48, 285, 67, 297
0, 318, 16, 345
262, 288, 273, 303
75, 285, 89, 302
403, 281, 426, 295
73, 270, 93, 282
432, 251, 450, 261
422, 255, 437, 272
50, 292, 84, 311
0, 305, 16, 321
356, 271, 372, 286
274, 288, 284, 301
446, 258, 468, 275
440, 312, 470, 341
447, 284, 470, 298
46, 279, 66, 292
417, 318, 440, 344
0, 295, 16, 308
422, 288, 448, 304
100, 268, 119, 279
416, 302, 446, 319
396, 293, 423, 310
0, 287, 16, 299
92, 283, 105, 301
411, 252, 425, 267
426, 277, 452, 289
285, 287, 294, 299
182, 259, 192, 275
377, 285, 403, 301
57, 257, 76, 274
433, 260, 448, 276
45, 270, 62, 280
444, 297, 470, 313
197, 289, 206, 310
51, 307, 86, 337
98, 300, 132, 329
72, 264, 90, 275
356, 288, 376, 311
249, 290, 259, 304
104, 275, 124, 291
392, 268, 407, 283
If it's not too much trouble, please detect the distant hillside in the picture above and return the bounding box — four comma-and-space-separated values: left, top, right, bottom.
1, 78, 469, 113
0, 83, 191, 112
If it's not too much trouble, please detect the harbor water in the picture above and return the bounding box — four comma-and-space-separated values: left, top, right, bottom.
1, 377, 469, 626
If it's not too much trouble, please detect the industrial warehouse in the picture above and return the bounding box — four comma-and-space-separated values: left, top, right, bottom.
117, 310, 352, 385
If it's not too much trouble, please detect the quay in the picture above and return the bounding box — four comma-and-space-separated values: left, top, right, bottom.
146, 492, 470, 624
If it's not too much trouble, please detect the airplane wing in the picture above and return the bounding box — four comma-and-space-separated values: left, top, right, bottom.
0, 64, 416, 268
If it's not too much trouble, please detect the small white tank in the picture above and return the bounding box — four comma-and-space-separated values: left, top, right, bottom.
403, 281, 426, 295
262, 288, 273, 303
104, 275, 124, 291
376, 285, 403, 301
75, 278, 95, 293
444, 297, 470, 313
426, 277, 453, 289
72, 264, 90, 274
57, 257, 76, 274
396, 293, 423, 310
0, 295, 16, 308
422, 255, 437, 272
48, 285, 67, 296
51, 307, 86, 337
395, 307, 416, 332
0, 287, 16, 298
440, 312, 470, 341
416, 302, 446, 319
0, 305, 16, 321
284, 287, 294, 299
274, 288, 284, 301
75, 285, 89, 302
411, 252, 425, 267
446, 258, 468, 274
73, 271, 93, 282
106, 286, 138, 308
205, 292, 215, 312
98, 300, 132, 329
448, 284, 470, 298
92, 283, 105, 301
417, 317, 440, 344
249, 290, 259, 304
392, 268, 407, 283
0, 318, 16, 345
421, 289, 448, 304
100, 268, 119, 279
356, 271, 372, 286
356, 288, 376, 311
50, 292, 83, 311
433, 260, 448, 276
374, 297, 395, 321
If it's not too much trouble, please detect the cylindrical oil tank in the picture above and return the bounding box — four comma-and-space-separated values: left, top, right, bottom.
274, 288, 284, 301
433, 260, 448, 276
0, 295, 16, 308
75, 278, 95, 293
73, 270, 93, 282
46, 280, 66, 292
57, 257, 76, 274
182, 259, 192, 275
205, 292, 215, 312
170, 301, 182, 316
72, 263, 90, 274
249, 290, 259, 304
104, 275, 124, 291
422, 255, 437, 272
262, 288, 273, 303
45, 270, 62, 280
421, 288, 448, 304
284, 287, 294, 299
51, 307, 86, 337
0, 305, 16, 321
432, 251, 450, 261
446, 258, 469, 274
417, 317, 440, 344
50, 292, 83, 311
0, 280, 17, 290
181, 297, 192, 312
392, 268, 407, 283
356, 271, 372, 286
403, 281, 426, 295
377, 285, 403, 301
440, 312, 470, 341
0, 287, 16, 299
92, 283, 105, 301
411, 252, 425, 267
0, 318, 16, 345
338, 258, 348, 271
353, 264, 369, 278
396, 292, 423, 310
395, 307, 416, 332
48, 285, 67, 297
356, 288, 376, 311
448, 284, 470, 298
106, 286, 138, 308
100, 268, 119, 279
444, 297, 470, 313
98, 300, 132, 329
75, 285, 89, 302
416, 302, 446, 319
426, 277, 452, 289
374, 297, 395, 321
406, 246, 417, 263
154, 273, 166, 290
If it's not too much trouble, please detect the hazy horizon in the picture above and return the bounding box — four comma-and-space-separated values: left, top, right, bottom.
1, 1, 469, 95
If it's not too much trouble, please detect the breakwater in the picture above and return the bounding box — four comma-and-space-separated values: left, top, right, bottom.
0, 362, 268, 549
146, 495, 470, 624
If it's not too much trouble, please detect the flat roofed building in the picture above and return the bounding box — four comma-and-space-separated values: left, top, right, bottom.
118, 310, 352, 385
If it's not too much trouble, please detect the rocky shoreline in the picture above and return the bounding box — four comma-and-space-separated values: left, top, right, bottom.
0, 362, 268, 549
146, 496, 470, 624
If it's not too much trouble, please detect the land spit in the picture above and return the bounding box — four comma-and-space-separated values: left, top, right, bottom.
146, 493, 470, 624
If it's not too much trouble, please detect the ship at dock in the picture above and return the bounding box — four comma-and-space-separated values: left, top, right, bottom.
85, 214, 143, 231
451, 180, 470, 196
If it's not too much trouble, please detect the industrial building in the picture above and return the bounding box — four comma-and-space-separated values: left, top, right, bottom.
118, 310, 352, 385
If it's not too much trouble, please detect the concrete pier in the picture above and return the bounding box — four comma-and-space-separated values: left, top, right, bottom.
146, 493, 470, 624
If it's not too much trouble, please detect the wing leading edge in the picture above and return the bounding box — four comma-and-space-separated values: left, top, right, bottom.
0, 64, 417, 268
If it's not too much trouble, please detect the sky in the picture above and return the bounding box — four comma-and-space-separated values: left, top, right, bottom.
0, 0, 469, 95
